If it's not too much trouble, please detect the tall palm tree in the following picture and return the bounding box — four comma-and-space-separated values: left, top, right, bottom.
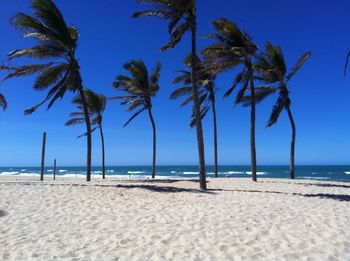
113, 60, 161, 179
133, 0, 207, 189
171, 56, 219, 177
242, 42, 311, 179
3, 0, 92, 181
202, 18, 259, 181
65, 89, 107, 179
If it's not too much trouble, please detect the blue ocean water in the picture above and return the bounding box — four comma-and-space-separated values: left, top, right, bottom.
0, 165, 349, 182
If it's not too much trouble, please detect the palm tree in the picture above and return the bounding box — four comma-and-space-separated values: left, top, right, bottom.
242, 42, 311, 179
113, 60, 161, 179
202, 18, 259, 181
3, 0, 93, 181
133, 0, 207, 189
171, 56, 219, 177
65, 89, 107, 179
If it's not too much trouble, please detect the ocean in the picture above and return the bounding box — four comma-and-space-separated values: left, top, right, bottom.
0, 165, 349, 182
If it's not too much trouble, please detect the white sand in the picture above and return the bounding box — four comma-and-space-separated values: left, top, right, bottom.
0, 176, 349, 260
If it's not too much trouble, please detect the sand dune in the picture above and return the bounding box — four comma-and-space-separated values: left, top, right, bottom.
0, 177, 349, 260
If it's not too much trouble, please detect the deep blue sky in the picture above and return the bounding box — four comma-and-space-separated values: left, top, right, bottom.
0, 0, 349, 167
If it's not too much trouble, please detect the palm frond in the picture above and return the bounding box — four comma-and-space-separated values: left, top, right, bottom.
160, 22, 190, 51
123, 107, 146, 127
77, 126, 98, 139
33, 63, 67, 90
240, 86, 277, 106
0, 93, 7, 111
65, 117, 85, 126
170, 86, 192, 100
266, 95, 285, 127
345, 50, 350, 76
3, 63, 53, 80
286, 51, 311, 81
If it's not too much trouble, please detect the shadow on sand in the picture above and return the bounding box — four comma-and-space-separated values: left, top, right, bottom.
262, 180, 350, 189
0, 210, 8, 217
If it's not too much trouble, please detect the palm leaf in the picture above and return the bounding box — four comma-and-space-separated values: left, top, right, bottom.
266, 95, 285, 127
123, 108, 146, 127
33, 63, 67, 90
0, 93, 7, 111
286, 51, 311, 81
65, 117, 85, 126
345, 50, 350, 76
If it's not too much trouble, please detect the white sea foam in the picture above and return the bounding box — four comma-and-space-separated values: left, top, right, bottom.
171, 171, 180, 174
59, 170, 67, 173
127, 171, 146, 174
0, 171, 20, 175
245, 171, 267, 175
225, 171, 244, 175
345, 171, 350, 175
107, 169, 115, 172
47, 170, 53, 172
19, 173, 40, 177
21, 169, 27, 171
93, 171, 102, 174
301, 176, 330, 180
183, 171, 199, 175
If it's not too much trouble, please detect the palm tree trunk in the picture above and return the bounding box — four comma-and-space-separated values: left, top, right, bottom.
77, 87, 92, 182
191, 4, 207, 190
248, 61, 257, 182
211, 96, 218, 178
40, 132, 46, 181
286, 105, 296, 179
148, 108, 156, 178
99, 123, 106, 179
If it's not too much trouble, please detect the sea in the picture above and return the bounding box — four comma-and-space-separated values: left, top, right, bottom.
0, 165, 349, 182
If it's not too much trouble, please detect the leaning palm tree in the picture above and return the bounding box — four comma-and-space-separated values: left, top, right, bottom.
133, 0, 207, 189
171, 56, 219, 177
242, 42, 311, 179
202, 18, 259, 181
66, 89, 107, 179
113, 60, 161, 179
3, 0, 92, 181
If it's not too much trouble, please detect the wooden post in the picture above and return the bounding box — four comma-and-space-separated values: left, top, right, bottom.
53, 159, 56, 180
40, 132, 46, 181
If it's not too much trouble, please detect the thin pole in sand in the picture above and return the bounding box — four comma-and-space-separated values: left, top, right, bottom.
53, 159, 56, 180
40, 132, 46, 181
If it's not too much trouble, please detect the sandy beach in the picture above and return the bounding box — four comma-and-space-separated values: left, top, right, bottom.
0, 177, 349, 260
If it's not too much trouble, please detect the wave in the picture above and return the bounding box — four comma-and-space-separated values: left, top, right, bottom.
47, 169, 53, 172
345, 172, 350, 175
127, 171, 146, 174
300, 176, 330, 180
183, 171, 199, 175
0, 171, 20, 175
59, 169, 67, 173
21, 169, 27, 171
107, 169, 115, 172
245, 171, 267, 175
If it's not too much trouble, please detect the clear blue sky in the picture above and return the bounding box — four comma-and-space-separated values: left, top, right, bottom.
0, 0, 349, 167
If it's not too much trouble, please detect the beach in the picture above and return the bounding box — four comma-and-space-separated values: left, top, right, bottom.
0, 177, 349, 260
